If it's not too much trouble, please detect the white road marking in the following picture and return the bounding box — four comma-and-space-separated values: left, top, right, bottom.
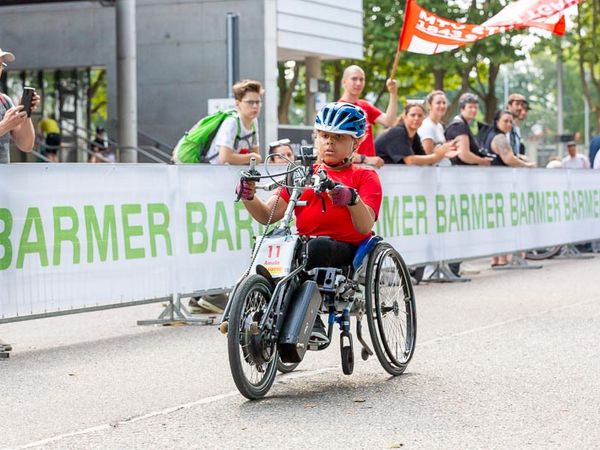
8, 297, 598, 450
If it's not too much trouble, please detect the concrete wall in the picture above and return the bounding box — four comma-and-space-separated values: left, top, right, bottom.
277, 0, 363, 60
0, 0, 271, 148
0, 0, 364, 152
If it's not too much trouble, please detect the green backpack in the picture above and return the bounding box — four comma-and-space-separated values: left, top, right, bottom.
172, 109, 256, 164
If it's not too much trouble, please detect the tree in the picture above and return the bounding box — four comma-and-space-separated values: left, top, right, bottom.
574, 0, 600, 132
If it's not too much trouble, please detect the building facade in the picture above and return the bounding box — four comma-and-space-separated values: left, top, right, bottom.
0, 0, 362, 160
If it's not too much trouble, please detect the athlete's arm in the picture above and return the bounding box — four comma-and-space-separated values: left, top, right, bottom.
242, 184, 287, 224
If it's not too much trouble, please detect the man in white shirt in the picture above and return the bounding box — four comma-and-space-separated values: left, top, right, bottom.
561, 141, 590, 169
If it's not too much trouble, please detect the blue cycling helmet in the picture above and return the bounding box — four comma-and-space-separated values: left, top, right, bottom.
314, 102, 366, 139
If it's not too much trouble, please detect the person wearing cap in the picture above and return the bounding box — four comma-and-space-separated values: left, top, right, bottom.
0, 48, 40, 164
0, 47, 40, 354
506, 93, 527, 155
445, 93, 494, 166
338, 65, 395, 168
268, 138, 294, 164
561, 141, 590, 169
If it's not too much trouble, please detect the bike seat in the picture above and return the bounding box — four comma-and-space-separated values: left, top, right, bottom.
352, 235, 382, 271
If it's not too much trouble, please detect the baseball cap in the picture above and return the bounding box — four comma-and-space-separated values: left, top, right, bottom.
508, 93, 526, 104
566, 140, 577, 147
0, 48, 15, 62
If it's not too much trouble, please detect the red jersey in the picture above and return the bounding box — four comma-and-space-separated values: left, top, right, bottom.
280, 164, 382, 245
339, 99, 383, 157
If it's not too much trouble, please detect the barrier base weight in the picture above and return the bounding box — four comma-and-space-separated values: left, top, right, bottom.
137, 294, 216, 326
424, 262, 470, 283
555, 244, 595, 260
493, 253, 542, 270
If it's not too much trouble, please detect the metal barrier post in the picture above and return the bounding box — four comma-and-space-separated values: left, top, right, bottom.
423, 261, 470, 283
492, 253, 543, 270
555, 244, 595, 260
137, 293, 215, 326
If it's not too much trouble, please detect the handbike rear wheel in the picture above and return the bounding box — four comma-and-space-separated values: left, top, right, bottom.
365, 242, 417, 376
227, 274, 278, 400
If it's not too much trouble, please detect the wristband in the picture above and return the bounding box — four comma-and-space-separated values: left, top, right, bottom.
359, 154, 366, 164
348, 188, 359, 206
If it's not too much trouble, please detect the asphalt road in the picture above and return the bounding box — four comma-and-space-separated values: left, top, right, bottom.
2, 255, 600, 449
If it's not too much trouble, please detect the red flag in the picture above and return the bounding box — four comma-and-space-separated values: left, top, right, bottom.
399, 0, 581, 55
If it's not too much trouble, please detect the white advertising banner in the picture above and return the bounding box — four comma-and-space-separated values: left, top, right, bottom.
1, 164, 599, 320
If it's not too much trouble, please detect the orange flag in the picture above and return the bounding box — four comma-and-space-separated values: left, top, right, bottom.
399, 0, 581, 55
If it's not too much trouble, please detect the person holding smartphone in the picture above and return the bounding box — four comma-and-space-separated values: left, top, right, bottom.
0, 47, 40, 164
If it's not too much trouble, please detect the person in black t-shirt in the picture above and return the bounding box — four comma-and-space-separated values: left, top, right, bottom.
484, 110, 535, 168
445, 93, 493, 166
376, 103, 456, 165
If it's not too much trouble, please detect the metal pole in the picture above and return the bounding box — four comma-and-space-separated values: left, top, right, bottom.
556, 43, 564, 157
116, 0, 138, 163
503, 69, 509, 107
583, 96, 590, 149
226, 13, 239, 98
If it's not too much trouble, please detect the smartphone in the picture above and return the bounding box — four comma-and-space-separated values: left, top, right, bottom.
21, 87, 35, 117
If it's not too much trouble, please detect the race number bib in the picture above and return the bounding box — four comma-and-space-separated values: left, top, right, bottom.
250, 235, 299, 277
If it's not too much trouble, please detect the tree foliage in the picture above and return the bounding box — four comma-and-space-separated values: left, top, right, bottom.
574, 0, 600, 132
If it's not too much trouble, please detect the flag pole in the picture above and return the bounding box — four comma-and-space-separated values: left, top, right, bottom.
390, 44, 401, 80
391, 0, 411, 80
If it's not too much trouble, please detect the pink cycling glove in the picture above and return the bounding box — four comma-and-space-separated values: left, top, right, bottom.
235, 179, 255, 200
330, 185, 358, 206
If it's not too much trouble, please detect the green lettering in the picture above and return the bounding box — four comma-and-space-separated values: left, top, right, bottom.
459, 194, 470, 231
380, 196, 400, 238
186, 202, 208, 254
84, 205, 118, 262
485, 193, 495, 229
53, 206, 80, 265
436, 195, 446, 233
448, 195, 459, 232
122, 204, 145, 259
415, 195, 428, 235
148, 203, 172, 257
17, 207, 48, 268
211, 201, 234, 252
495, 193, 505, 228
472, 194, 485, 229
509, 193, 518, 226
234, 202, 255, 250
401, 196, 413, 236
0, 208, 13, 270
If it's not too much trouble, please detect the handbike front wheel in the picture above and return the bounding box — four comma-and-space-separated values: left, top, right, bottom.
365, 242, 417, 376
277, 358, 300, 374
227, 274, 278, 400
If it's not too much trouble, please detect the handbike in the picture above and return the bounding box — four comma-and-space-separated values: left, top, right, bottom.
219, 148, 417, 400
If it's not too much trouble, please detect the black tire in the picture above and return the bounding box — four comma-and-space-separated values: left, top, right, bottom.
341, 345, 354, 375
277, 358, 300, 374
525, 246, 562, 260
365, 242, 417, 376
227, 274, 278, 400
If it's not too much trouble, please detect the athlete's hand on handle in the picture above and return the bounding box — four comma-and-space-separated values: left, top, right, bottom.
330, 184, 358, 207
235, 179, 256, 201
